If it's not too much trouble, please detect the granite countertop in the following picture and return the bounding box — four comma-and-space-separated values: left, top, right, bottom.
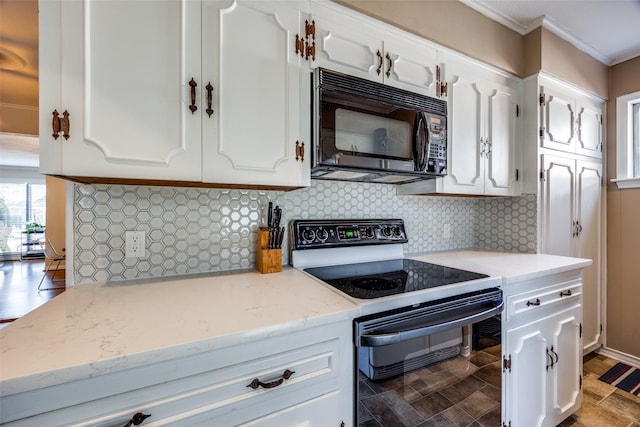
409, 250, 592, 284
0, 267, 357, 397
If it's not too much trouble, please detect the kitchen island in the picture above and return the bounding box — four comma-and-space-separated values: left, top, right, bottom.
1, 251, 591, 426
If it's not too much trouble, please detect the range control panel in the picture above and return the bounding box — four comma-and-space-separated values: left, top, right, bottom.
290, 219, 407, 250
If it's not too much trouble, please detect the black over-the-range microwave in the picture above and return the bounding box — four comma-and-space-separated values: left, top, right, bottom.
311, 68, 447, 184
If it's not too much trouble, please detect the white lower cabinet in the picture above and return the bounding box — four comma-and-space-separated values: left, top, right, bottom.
502, 272, 583, 427
1, 322, 352, 427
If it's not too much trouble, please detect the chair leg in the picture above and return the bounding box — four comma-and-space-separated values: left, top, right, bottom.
38, 259, 65, 291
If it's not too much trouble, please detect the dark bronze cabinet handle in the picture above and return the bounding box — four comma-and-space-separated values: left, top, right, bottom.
385, 52, 392, 78
526, 298, 541, 307
376, 50, 383, 75
546, 348, 554, 371
188, 78, 198, 114
205, 82, 214, 117
52, 110, 60, 139
560, 290, 572, 297
122, 412, 151, 427
246, 369, 295, 390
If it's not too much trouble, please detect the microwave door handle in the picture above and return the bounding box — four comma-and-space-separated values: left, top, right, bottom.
413, 112, 427, 171
359, 299, 505, 347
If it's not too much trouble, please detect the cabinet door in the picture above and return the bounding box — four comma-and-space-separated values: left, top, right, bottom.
485, 82, 521, 196
503, 322, 549, 427
576, 160, 602, 352
547, 306, 582, 425
311, 3, 383, 82
540, 85, 576, 154
40, 0, 203, 181
540, 154, 576, 256
440, 59, 485, 194
202, 0, 310, 188
575, 100, 603, 159
383, 34, 437, 96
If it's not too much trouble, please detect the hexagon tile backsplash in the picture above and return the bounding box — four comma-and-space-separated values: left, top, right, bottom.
73, 181, 537, 284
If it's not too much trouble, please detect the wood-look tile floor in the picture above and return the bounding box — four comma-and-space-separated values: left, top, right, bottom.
0, 259, 64, 324
559, 353, 640, 427
358, 346, 640, 427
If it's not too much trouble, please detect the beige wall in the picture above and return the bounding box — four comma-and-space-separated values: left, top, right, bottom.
45, 176, 66, 269
606, 57, 640, 358
335, 0, 524, 76
539, 28, 608, 99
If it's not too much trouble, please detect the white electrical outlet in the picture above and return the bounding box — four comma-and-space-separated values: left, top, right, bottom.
125, 231, 146, 258
443, 223, 451, 239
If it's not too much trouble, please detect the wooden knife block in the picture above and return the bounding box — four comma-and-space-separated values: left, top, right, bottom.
256, 228, 282, 274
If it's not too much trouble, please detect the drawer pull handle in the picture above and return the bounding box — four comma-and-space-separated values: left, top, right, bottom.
560, 290, 572, 297
247, 369, 295, 390
122, 412, 151, 427
526, 298, 541, 307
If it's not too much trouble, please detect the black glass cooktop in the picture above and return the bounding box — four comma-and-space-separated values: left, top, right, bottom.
304, 259, 489, 299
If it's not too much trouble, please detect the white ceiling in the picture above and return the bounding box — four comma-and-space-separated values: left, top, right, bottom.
462, 0, 640, 65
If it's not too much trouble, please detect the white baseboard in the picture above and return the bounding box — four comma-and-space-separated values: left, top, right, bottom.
597, 347, 640, 369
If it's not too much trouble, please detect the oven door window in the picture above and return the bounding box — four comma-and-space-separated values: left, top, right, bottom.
355, 293, 503, 426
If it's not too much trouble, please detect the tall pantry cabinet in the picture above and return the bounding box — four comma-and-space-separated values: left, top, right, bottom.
523, 74, 605, 354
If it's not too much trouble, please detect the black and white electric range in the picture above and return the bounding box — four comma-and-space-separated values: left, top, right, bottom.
290, 218, 505, 423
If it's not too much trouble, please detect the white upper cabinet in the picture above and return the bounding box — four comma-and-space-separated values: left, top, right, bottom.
398, 53, 521, 196
309, 1, 437, 96
202, 0, 310, 188
539, 76, 603, 159
39, 0, 310, 188
39, 0, 203, 181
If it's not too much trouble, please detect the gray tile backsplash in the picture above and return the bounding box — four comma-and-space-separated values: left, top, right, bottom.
73, 181, 537, 284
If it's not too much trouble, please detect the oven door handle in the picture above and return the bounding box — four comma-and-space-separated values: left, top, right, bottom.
359, 300, 504, 347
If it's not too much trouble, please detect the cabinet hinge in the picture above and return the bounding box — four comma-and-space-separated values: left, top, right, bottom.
539, 93, 546, 106
580, 322, 583, 338
503, 355, 512, 372
600, 324, 603, 333
295, 141, 305, 161
580, 374, 583, 390
515, 168, 520, 181
503, 421, 512, 427
540, 169, 545, 181
539, 126, 544, 138
516, 104, 520, 117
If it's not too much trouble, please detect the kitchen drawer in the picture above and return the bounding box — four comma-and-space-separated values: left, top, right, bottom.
505, 278, 582, 326
2, 323, 350, 426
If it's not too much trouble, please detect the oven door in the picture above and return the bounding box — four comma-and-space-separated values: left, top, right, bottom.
354, 288, 504, 426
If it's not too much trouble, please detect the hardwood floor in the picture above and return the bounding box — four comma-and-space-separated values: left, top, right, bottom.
0, 259, 65, 323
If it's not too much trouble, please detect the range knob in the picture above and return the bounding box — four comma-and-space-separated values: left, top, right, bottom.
316, 228, 328, 242
381, 226, 392, 237
361, 227, 374, 239
301, 228, 316, 243
392, 226, 402, 237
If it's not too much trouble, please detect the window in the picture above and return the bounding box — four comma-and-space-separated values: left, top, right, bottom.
0, 183, 46, 255
614, 91, 640, 188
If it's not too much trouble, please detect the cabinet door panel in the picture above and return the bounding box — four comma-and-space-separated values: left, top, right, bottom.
203, 1, 309, 187
383, 35, 437, 96
60, 0, 202, 180
549, 307, 582, 423
486, 85, 519, 195
576, 103, 603, 158
311, 4, 381, 81
240, 390, 340, 426
541, 87, 575, 153
540, 155, 575, 256
504, 326, 548, 427
576, 161, 602, 352
444, 74, 483, 193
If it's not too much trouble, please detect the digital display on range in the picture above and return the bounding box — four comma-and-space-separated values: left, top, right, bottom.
338, 227, 359, 240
